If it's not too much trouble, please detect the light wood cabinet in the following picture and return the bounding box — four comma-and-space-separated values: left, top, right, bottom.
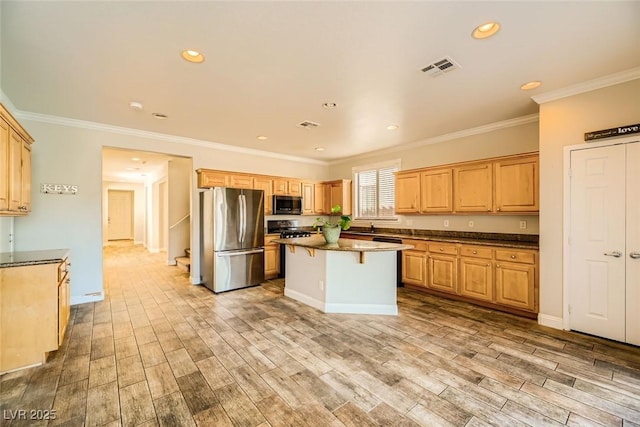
395, 172, 420, 214
302, 181, 315, 214
324, 179, 352, 215
264, 235, 280, 279
228, 174, 254, 189
273, 178, 301, 196
1, 103, 34, 216
0, 256, 70, 373
453, 162, 493, 213
427, 243, 458, 294
313, 183, 326, 214
253, 176, 273, 215
401, 240, 538, 316
459, 245, 493, 302
494, 155, 539, 213
197, 169, 227, 188
420, 168, 453, 213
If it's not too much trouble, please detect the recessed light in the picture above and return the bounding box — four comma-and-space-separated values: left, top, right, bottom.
520, 80, 542, 91
131, 157, 140, 161
472, 21, 500, 39
322, 102, 337, 109
314, 147, 325, 152
152, 113, 168, 119
181, 49, 205, 63
129, 101, 143, 111
386, 124, 399, 131
257, 135, 268, 141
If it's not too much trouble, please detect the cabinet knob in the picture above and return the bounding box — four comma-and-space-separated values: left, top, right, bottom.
497, 208, 501, 211
496, 264, 501, 268
510, 255, 516, 259
472, 250, 477, 254
487, 208, 491, 211
439, 247, 444, 251
487, 264, 490, 267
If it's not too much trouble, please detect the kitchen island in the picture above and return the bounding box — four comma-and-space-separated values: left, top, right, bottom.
273, 235, 412, 315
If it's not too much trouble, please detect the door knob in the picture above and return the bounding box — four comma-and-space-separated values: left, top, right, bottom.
604, 251, 622, 258
630, 252, 640, 259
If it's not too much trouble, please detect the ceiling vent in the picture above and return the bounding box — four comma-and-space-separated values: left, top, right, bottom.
297, 120, 320, 129
421, 56, 460, 77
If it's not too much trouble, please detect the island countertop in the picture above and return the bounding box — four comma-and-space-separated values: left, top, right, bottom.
273, 235, 413, 252
0, 249, 70, 268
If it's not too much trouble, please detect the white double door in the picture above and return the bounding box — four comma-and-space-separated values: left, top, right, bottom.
569, 141, 640, 345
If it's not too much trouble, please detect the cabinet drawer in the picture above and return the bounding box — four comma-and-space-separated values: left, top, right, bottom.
57, 258, 69, 282
402, 239, 427, 251
460, 245, 493, 259
428, 243, 458, 256
495, 249, 536, 264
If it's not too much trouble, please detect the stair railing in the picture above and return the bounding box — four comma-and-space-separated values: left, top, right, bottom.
169, 213, 190, 230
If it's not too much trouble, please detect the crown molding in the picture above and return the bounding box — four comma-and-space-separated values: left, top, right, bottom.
532, 67, 640, 104
12, 110, 329, 166
329, 113, 539, 166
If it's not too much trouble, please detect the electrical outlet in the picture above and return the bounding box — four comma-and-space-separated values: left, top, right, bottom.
468, 220, 474, 228
520, 220, 527, 230
443, 220, 449, 227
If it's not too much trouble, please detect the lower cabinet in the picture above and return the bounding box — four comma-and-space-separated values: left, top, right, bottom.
264, 235, 280, 279
401, 240, 538, 317
0, 257, 70, 373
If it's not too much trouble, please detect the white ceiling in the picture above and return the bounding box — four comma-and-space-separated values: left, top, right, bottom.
2, 1, 640, 169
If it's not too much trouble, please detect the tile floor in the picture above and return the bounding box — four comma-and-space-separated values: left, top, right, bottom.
1, 243, 640, 426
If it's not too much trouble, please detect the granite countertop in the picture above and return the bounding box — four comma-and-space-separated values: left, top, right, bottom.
0, 249, 70, 268
273, 235, 413, 252
341, 229, 539, 250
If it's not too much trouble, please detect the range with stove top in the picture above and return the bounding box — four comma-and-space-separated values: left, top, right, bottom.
267, 220, 313, 277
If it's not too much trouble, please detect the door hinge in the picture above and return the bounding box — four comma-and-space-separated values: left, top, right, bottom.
568, 305, 572, 315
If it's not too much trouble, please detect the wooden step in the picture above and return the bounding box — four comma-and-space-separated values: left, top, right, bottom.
175, 256, 190, 273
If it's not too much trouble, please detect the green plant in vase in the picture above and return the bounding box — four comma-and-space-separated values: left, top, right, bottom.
313, 205, 351, 243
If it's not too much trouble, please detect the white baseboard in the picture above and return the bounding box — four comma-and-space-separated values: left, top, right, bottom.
71, 292, 105, 305
284, 288, 398, 315
538, 314, 564, 330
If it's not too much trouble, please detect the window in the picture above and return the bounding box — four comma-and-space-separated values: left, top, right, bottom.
353, 160, 400, 220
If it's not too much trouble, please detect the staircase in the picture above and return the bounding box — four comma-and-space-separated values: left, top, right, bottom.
175, 248, 190, 273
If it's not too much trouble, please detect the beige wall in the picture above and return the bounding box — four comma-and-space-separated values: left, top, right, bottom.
329, 121, 540, 234
538, 78, 640, 323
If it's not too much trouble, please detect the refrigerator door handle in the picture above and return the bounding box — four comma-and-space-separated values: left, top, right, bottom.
217, 248, 264, 257
241, 194, 247, 243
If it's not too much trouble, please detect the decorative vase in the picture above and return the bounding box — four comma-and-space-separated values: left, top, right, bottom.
322, 225, 341, 243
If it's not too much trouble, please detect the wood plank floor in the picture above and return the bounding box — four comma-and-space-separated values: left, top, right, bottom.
2, 243, 640, 426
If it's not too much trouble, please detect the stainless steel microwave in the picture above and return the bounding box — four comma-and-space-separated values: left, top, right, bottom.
273, 195, 302, 215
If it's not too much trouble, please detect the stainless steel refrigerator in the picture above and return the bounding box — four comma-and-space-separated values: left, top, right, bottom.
200, 187, 265, 293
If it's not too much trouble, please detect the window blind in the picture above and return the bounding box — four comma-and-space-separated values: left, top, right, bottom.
354, 161, 399, 220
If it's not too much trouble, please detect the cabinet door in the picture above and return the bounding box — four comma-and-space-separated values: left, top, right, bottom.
395, 172, 420, 213
323, 182, 332, 213
253, 177, 273, 215
402, 250, 427, 287
428, 254, 458, 294
20, 141, 31, 213
58, 274, 70, 346
330, 181, 352, 215
8, 129, 23, 212
420, 168, 453, 213
453, 162, 492, 212
302, 182, 314, 214
495, 155, 539, 212
495, 262, 536, 311
459, 258, 493, 302
0, 117, 9, 211
288, 179, 302, 196
264, 245, 280, 279
228, 174, 253, 189
197, 170, 227, 188
273, 178, 288, 195
314, 183, 325, 214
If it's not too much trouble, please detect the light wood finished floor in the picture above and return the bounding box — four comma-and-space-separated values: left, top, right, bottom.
2, 243, 640, 426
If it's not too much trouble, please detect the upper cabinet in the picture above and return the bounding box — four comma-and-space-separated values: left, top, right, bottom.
302, 181, 315, 214
453, 161, 493, 213
325, 179, 352, 215
197, 169, 227, 188
273, 178, 301, 196
395, 152, 539, 215
253, 176, 274, 215
395, 172, 420, 214
494, 154, 539, 213
1, 103, 34, 216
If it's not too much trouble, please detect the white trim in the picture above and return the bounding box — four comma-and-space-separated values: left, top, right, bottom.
71, 292, 105, 305
284, 288, 397, 315
12, 110, 327, 166
562, 135, 640, 332
538, 314, 564, 330
330, 114, 539, 166
532, 67, 640, 104
352, 158, 402, 173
